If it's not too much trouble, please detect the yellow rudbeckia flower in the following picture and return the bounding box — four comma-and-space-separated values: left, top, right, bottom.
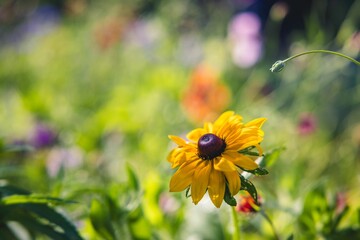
168, 111, 266, 208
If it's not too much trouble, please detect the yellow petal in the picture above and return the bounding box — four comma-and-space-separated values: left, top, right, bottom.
224, 171, 241, 196
222, 127, 242, 142
191, 161, 212, 205
228, 136, 263, 151
213, 111, 234, 131
239, 129, 264, 139
208, 169, 225, 208
168, 135, 187, 146
214, 157, 237, 172
186, 128, 206, 142
221, 150, 240, 160
167, 148, 186, 168
254, 144, 263, 156
185, 143, 199, 154
232, 155, 258, 170
244, 118, 267, 128
169, 160, 199, 192
204, 122, 213, 133
217, 116, 243, 139
238, 138, 263, 150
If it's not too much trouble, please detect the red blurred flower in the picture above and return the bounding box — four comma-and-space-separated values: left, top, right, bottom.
182, 64, 231, 123
236, 191, 262, 213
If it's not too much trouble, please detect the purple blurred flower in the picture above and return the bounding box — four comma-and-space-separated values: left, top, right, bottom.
1, 5, 60, 47
30, 123, 57, 149
46, 147, 83, 177
298, 113, 317, 135
228, 12, 262, 68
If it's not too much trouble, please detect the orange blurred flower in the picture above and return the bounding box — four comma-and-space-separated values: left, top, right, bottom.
182, 64, 231, 123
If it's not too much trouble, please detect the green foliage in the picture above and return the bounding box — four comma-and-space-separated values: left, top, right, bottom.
297, 187, 360, 239
0, 184, 83, 240
240, 175, 259, 204
242, 167, 269, 176
90, 198, 115, 240
86, 162, 153, 240
262, 147, 285, 168
224, 185, 237, 207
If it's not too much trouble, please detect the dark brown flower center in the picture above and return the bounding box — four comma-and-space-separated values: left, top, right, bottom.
198, 133, 226, 160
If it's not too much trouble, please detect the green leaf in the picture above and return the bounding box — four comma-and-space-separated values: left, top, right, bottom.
89, 198, 115, 240
0, 194, 75, 206
1, 204, 81, 240
240, 175, 258, 204
0, 184, 30, 197
128, 214, 152, 239
21, 203, 83, 240
224, 185, 237, 206
0, 222, 19, 240
241, 167, 269, 176
15, 213, 69, 240
331, 205, 349, 232
126, 164, 140, 191
185, 187, 191, 198
262, 147, 285, 168
239, 146, 259, 156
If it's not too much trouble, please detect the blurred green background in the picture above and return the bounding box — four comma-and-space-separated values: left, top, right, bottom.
0, 0, 359, 239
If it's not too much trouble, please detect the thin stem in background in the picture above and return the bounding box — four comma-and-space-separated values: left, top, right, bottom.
283, 50, 360, 66
260, 209, 280, 240
270, 49, 360, 72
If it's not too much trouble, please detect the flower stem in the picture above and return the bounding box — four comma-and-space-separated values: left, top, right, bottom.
270, 50, 360, 72
231, 206, 240, 240
283, 50, 360, 66
260, 210, 280, 240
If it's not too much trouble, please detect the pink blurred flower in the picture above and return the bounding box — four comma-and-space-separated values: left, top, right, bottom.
298, 113, 317, 135
335, 192, 347, 215
159, 193, 180, 215
46, 147, 83, 177
228, 12, 262, 68
346, 31, 360, 52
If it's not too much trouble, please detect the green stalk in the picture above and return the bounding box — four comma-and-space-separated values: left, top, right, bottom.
231, 206, 240, 240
